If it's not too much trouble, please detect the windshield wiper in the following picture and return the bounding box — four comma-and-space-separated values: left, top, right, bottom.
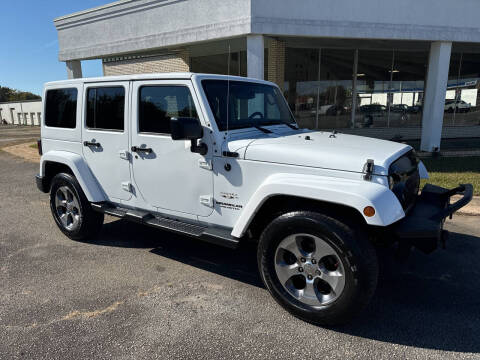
253, 125, 272, 133
284, 123, 299, 130
262, 121, 299, 130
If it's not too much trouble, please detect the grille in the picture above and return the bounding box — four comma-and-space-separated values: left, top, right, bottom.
389, 150, 420, 212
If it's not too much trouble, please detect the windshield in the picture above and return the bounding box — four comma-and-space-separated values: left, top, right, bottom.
201, 80, 296, 131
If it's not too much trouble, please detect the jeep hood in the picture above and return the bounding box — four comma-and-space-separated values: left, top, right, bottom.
232, 129, 412, 176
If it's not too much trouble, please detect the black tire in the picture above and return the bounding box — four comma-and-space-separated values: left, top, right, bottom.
49, 173, 104, 240
257, 211, 378, 326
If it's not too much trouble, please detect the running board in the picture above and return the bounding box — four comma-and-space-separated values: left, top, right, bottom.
91, 203, 239, 249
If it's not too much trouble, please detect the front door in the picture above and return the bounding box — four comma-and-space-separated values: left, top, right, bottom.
130, 80, 213, 217
82, 82, 132, 201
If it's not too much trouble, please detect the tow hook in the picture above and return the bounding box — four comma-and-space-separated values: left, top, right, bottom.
441, 230, 449, 249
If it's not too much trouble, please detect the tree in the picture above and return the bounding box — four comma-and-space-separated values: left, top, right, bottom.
0, 86, 41, 102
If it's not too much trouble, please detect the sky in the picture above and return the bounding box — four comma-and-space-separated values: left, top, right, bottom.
1, 1, 111, 96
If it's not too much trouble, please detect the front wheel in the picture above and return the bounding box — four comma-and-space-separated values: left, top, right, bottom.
257, 211, 378, 326
50, 173, 104, 240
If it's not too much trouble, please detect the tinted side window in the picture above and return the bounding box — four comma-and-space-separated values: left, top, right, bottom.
86, 87, 125, 131
45, 88, 77, 128
139, 86, 198, 134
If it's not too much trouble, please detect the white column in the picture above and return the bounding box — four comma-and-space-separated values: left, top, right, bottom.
66, 60, 83, 79
247, 35, 264, 80
420, 42, 452, 152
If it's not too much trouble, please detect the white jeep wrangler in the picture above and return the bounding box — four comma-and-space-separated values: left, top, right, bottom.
36, 73, 473, 325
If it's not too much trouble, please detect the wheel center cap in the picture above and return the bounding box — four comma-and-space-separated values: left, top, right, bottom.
66, 203, 73, 212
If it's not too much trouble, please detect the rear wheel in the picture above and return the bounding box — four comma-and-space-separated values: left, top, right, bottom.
258, 211, 378, 325
50, 173, 104, 240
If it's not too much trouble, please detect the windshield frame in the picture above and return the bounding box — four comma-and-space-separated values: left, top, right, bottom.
200, 79, 297, 132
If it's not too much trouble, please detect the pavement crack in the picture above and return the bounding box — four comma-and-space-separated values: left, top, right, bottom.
61, 301, 124, 321
3, 300, 125, 329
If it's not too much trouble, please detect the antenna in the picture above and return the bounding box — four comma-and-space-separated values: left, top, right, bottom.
225, 44, 231, 142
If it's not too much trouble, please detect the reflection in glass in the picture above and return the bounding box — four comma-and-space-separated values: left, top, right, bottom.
139, 86, 198, 134
444, 52, 480, 127
316, 49, 354, 129
355, 50, 426, 128
284, 46, 427, 130
191, 52, 247, 77
86, 87, 125, 131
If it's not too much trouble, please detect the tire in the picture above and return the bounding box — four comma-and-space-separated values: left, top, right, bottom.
257, 211, 378, 326
49, 173, 104, 240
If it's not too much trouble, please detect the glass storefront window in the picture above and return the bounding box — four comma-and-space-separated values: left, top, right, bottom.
284, 48, 320, 129
284, 45, 427, 130
355, 50, 394, 128
389, 50, 426, 128
191, 51, 247, 77
444, 52, 480, 127
355, 49, 426, 128
316, 49, 354, 129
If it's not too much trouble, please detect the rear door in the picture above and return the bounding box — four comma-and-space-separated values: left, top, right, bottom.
82, 82, 132, 201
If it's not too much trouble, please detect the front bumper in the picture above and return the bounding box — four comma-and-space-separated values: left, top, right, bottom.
35, 174, 49, 193
394, 183, 473, 253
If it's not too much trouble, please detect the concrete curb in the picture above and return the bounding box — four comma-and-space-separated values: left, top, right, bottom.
453, 195, 480, 216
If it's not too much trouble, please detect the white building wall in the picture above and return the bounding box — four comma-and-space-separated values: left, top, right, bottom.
0, 100, 42, 126
55, 0, 480, 62
252, 0, 480, 42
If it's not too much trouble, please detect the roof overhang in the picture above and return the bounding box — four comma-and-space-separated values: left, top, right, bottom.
55, 0, 480, 61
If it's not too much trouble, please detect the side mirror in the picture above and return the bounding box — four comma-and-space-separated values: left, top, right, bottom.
170, 117, 203, 140
170, 117, 208, 155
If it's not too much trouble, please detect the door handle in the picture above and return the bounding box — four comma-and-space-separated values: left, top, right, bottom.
131, 146, 152, 154
83, 141, 101, 148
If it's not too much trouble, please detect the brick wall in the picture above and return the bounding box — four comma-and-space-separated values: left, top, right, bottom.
103, 50, 190, 76
267, 39, 285, 91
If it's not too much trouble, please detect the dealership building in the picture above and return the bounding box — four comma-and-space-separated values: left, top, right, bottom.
54, 0, 480, 151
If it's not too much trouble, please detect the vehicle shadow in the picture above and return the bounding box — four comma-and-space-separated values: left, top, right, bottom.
85, 220, 480, 353
336, 230, 480, 353
84, 219, 263, 288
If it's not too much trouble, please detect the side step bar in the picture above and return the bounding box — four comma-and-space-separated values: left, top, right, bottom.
91, 203, 240, 249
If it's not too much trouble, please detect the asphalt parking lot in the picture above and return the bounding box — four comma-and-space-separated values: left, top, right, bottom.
0, 125, 40, 147
1, 148, 480, 359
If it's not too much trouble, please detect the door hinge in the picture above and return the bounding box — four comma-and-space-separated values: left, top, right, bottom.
198, 159, 212, 170
200, 195, 214, 207
121, 181, 132, 192
119, 150, 130, 160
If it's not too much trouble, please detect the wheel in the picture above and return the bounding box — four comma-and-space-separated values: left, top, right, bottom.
257, 211, 378, 326
50, 173, 104, 240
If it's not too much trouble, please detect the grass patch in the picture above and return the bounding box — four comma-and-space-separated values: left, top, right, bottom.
29, 142, 38, 149
420, 156, 480, 195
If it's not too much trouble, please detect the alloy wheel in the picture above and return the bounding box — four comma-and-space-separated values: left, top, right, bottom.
55, 186, 82, 231
274, 233, 345, 307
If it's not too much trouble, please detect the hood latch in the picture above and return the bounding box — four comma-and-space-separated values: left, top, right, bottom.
363, 159, 375, 181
